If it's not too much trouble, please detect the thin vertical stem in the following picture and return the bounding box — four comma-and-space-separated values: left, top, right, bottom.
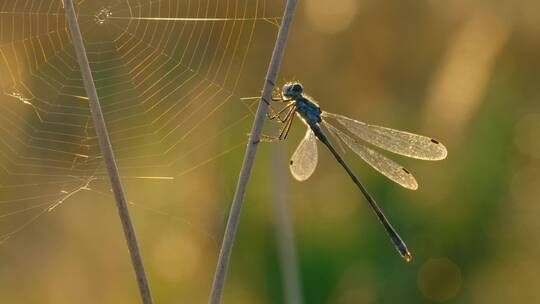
272, 145, 303, 304
63, 1, 153, 303
208, 1, 299, 303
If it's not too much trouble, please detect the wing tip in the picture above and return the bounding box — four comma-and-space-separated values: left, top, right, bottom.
430, 139, 448, 160
290, 159, 311, 181
400, 167, 419, 190
439, 146, 449, 160
404, 182, 419, 190
291, 173, 309, 182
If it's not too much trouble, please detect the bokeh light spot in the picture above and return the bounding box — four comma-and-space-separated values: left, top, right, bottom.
418, 258, 462, 302
153, 233, 201, 282
514, 112, 540, 159
330, 264, 376, 304
305, 0, 358, 34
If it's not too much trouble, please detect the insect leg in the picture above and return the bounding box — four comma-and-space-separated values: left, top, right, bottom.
268, 102, 295, 123
242, 96, 292, 123
278, 109, 296, 140
259, 106, 296, 142
271, 90, 292, 102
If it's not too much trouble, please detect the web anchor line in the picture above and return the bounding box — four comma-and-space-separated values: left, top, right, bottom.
107, 16, 281, 22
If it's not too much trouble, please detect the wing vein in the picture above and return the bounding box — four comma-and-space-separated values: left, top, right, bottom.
289, 128, 318, 181
324, 122, 419, 190
323, 112, 447, 160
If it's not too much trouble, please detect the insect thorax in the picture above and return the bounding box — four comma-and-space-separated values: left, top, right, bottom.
295, 96, 322, 125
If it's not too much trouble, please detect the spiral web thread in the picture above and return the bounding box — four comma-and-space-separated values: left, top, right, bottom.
0, 0, 281, 242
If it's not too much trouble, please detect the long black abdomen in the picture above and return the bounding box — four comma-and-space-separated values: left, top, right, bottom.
309, 123, 412, 262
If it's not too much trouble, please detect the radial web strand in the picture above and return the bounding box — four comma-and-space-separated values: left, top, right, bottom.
0, 0, 283, 243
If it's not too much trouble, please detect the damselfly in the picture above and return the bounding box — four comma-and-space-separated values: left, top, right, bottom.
265, 82, 447, 262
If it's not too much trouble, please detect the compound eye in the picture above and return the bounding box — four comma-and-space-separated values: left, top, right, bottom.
293, 84, 302, 92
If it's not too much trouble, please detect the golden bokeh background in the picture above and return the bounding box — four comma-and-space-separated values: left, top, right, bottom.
1, 0, 539, 303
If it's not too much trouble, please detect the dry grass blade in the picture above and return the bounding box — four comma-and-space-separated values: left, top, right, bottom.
63, 1, 153, 303
273, 145, 304, 304
209, 0, 299, 303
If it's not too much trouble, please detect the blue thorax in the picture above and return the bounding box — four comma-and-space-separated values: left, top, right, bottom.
295, 96, 322, 127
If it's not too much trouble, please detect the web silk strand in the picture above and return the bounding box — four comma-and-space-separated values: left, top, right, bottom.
208, 0, 299, 303
63, 1, 154, 303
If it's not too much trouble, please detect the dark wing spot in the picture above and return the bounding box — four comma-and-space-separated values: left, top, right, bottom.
402, 167, 411, 174
289, 160, 294, 165
430, 139, 440, 144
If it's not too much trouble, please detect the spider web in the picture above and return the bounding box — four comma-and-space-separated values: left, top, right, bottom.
0, 0, 282, 242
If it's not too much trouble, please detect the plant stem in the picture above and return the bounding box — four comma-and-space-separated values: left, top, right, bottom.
208, 1, 298, 303
272, 145, 303, 304
63, 1, 153, 303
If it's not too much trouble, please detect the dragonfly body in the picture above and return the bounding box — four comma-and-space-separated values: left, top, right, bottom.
290, 96, 329, 151
294, 97, 322, 127
272, 81, 447, 262
280, 83, 411, 260
280, 84, 330, 145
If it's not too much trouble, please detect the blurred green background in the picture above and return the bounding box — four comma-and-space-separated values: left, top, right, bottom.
1, 0, 539, 303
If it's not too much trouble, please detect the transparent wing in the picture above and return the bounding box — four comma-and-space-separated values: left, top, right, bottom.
323, 112, 447, 160
324, 122, 418, 190
289, 128, 318, 181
